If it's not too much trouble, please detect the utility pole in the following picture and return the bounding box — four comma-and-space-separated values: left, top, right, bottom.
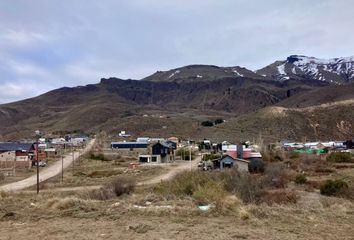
61, 153, 64, 182
189, 141, 192, 171
13, 158, 16, 177
36, 140, 39, 194
72, 145, 75, 174
78, 149, 81, 166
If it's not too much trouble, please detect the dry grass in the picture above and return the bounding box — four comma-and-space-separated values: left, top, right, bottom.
82, 176, 136, 201
0, 181, 354, 240
260, 190, 298, 205
45, 197, 86, 210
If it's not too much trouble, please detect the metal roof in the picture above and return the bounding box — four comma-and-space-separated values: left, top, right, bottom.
153, 141, 174, 148
111, 142, 147, 145
0, 143, 34, 152
213, 155, 250, 163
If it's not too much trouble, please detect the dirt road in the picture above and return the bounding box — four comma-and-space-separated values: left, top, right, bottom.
139, 156, 201, 185
20, 156, 201, 193
0, 139, 95, 192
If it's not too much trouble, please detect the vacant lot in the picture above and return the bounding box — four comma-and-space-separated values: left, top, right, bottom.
1, 148, 354, 240
24, 149, 169, 191
0, 187, 353, 240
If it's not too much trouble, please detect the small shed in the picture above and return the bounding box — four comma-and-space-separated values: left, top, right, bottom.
213, 155, 235, 170
213, 155, 249, 172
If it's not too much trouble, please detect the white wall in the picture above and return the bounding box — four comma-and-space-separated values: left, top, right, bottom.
235, 161, 249, 172
0, 151, 16, 161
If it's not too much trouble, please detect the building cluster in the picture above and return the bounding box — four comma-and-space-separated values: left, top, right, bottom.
199, 141, 263, 172
282, 139, 354, 153
111, 136, 178, 163
111, 134, 263, 173
0, 136, 88, 170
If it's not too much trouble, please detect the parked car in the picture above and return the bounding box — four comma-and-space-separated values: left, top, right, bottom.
33, 161, 47, 167
198, 161, 213, 171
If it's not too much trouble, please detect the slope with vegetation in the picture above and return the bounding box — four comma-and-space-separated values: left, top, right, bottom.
0, 55, 353, 141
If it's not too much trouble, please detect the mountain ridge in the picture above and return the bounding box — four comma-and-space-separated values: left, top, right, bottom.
0, 54, 353, 141
256, 55, 354, 84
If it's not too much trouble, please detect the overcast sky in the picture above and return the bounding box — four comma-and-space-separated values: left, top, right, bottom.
0, 0, 353, 103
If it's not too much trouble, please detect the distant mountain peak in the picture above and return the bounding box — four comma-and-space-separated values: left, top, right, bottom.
143, 64, 264, 82
257, 55, 354, 84
286, 55, 354, 65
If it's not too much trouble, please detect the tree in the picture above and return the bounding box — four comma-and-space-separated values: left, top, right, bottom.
214, 119, 224, 125
201, 121, 214, 127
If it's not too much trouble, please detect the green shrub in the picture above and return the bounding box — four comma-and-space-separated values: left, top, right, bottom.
201, 121, 214, 127
222, 169, 262, 204
272, 155, 283, 162
155, 168, 297, 206
175, 148, 195, 160
214, 119, 224, 125
295, 173, 307, 184
192, 181, 227, 205
248, 158, 265, 173
155, 171, 215, 197
203, 153, 220, 161
90, 152, 106, 161
0, 172, 5, 181
289, 152, 300, 159
326, 152, 353, 163
320, 179, 348, 196
109, 176, 136, 197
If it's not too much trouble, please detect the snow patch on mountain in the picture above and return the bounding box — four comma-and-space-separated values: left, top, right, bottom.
277, 64, 286, 75
292, 67, 296, 74
288, 55, 354, 77
285, 55, 354, 84
168, 70, 181, 79
232, 68, 244, 77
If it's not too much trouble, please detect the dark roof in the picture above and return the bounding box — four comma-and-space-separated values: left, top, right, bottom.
213, 155, 250, 163
0, 143, 34, 152
153, 141, 174, 148
163, 141, 177, 149
111, 142, 147, 145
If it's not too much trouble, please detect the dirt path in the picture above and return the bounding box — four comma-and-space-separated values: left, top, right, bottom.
0, 139, 95, 192
22, 156, 201, 193
138, 156, 201, 185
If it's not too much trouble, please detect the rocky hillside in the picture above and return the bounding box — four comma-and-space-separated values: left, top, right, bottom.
143, 65, 265, 82
257, 55, 354, 84
0, 55, 353, 141
278, 82, 354, 108
218, 99, 354, 142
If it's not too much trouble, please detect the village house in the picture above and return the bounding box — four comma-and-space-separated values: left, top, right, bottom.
0, 143, 36, 168
212, 155, 250, 172
51, 138, 67, 145
69, 137, 87, 146
151, 141, 176, 163
136, 137, 150, 143
118, 131, 131, 137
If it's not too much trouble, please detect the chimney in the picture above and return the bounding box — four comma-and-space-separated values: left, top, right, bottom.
237, 144, 243, 159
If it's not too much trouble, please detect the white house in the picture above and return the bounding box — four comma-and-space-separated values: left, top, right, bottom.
138, 154, 162, 163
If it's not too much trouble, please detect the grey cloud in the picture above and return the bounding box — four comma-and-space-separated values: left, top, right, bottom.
0, 0, 353, 103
